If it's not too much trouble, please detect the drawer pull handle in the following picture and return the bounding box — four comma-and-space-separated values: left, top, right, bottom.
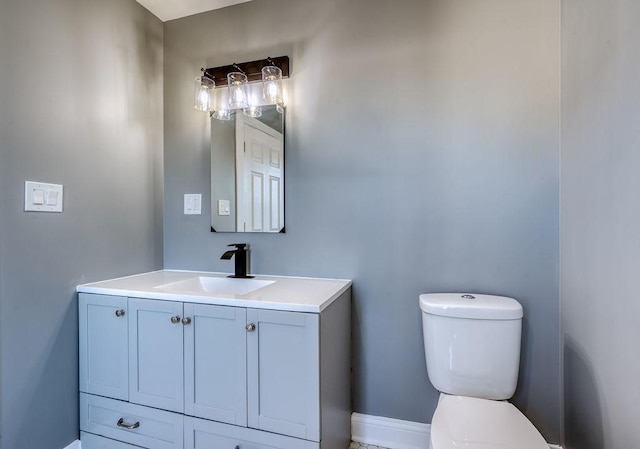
182, 317, 192, 325
115, 309, 125, 317
245, 323, 256, 332
117, 418, 140, 430
170, 315, 181, 324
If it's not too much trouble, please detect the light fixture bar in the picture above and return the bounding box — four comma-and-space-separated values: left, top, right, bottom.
203, 56, 289, 87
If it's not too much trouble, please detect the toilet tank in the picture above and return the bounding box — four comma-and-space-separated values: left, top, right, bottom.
419, 293, 523, 400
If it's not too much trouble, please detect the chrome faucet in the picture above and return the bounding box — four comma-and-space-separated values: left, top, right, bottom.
221, 243, 253, 278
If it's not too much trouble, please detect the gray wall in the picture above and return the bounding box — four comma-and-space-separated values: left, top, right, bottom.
164, 0, 561, 441
561, 0, 640, 447
0, 1, 163, 448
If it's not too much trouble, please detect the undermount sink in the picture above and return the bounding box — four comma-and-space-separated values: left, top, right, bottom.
155, 276, 275, 296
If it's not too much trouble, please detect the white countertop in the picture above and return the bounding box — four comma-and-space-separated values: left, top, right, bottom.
77, 270, 352, 313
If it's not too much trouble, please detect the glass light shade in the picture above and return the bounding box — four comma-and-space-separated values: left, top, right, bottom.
227, 72, 249, 109
194, 76, 215, 112
243, 105, 262, 118
212, 109, 232, 121
262, 66, 283, 104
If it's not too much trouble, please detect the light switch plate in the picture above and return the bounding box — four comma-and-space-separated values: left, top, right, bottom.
184, 194, 202, 215
25, 181, 63, 212
217, 199, 230, 216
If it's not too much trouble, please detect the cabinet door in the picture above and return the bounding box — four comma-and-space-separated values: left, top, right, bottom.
247, 309, 320, 441
184, 303, 247, 426
129, 298, 184, 413
79, 293, 128, 400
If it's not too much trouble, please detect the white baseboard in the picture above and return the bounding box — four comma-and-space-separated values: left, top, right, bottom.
351, 413, 431, 449
351, 413, 562, 449
63, 440, 80, 449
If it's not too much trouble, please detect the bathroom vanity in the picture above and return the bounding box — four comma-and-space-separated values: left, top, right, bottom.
77, 270, 351, 449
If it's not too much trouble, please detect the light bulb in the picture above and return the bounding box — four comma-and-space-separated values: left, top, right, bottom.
197, 90, 211, 110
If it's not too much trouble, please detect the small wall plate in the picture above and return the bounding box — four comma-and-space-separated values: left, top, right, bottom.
25, 181, 63, 213
184, 194, 202, 215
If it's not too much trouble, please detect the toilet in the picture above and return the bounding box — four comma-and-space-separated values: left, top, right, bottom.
419, 293, 549, 449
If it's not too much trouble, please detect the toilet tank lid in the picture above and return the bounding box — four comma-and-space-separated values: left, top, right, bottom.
419, 293, 523, 320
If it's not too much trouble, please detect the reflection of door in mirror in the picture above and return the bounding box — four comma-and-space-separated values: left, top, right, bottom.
211, 105, 285, 233
235, 114, 284, 232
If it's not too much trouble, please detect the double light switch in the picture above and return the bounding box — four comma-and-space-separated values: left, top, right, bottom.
25, 181, 64, 212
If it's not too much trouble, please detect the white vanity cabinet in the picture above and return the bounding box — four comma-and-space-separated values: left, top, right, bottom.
78, 272, 351, 449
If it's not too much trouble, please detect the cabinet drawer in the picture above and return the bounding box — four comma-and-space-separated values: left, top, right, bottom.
81, 431, 145, 449
184, 416, 319, 449
80, 393, 183, 449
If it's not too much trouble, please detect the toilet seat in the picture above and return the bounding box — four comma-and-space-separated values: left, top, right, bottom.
431, 394, 548, 449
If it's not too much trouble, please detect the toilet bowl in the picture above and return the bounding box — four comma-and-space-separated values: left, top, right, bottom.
420, 293, 548, 449
429, 394, 548, 449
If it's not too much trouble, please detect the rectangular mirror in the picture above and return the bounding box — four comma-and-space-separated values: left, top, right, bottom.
211, 105, 285, 232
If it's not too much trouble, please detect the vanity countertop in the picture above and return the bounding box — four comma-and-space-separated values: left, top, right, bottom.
77, 270, 351, 313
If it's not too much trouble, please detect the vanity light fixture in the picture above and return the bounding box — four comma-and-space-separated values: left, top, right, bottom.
197, 56, 290, 120
193, 75, 215, 112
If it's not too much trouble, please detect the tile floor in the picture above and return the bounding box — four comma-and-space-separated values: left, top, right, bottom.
349, 442, 391, 449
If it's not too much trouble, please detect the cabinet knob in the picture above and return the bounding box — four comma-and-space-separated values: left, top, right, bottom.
115, 309, 125, 317
245, 323, 256, 332
170, 316, 181, 324
182, 317, 192, 325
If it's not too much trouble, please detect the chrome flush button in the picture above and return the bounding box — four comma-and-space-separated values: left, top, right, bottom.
461, 294, 476, 299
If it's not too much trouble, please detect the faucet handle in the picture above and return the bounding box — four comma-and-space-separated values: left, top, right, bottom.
228, 243, 248, 250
